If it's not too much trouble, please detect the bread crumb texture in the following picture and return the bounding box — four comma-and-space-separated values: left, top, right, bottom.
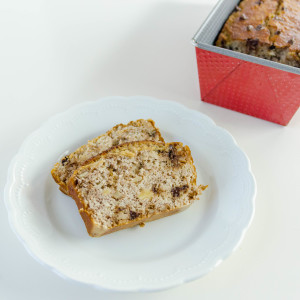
51, 119, 164, 193
70, 141, 206, 230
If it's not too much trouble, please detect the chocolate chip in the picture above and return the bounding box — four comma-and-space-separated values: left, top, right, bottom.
108, 164, 117, 172
171, 185, 188, 197
247, 25, 254, 31
269, 45, 276, 50
168, 145, 176, 160
149, 131, 157, 138
168, 145, 180, 167
74, 179, 78, 185
171, 187, 180, 197
246, 38, 259, 50
152, 184, 158, 194
256, 0, 263, 5
239, 14, 248, 21
275, 30, 281, 35
129, 211, 139, 220
61, 156, 69, 166
256, 24, 263, 31
288, 39, 294, 45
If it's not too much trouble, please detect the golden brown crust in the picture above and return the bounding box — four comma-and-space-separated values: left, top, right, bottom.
51, 119, 164, 194
68, 177, 98, 235
51, 163, 61, 184
216, 0, 277, 46
215, 0, 300, 67
268, 0, 300, 50
67, 141, 201, 237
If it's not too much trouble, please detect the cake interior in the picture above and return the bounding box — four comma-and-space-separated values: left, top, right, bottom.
74, 144, 201, 229
54, 120, 163, 188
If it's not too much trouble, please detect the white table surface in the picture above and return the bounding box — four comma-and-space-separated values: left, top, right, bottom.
1, 0, 299, 299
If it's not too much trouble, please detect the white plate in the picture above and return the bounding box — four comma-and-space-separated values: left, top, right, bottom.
4, 96, 256, 292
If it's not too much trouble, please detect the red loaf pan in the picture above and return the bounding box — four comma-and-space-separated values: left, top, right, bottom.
192, 0, 300, 126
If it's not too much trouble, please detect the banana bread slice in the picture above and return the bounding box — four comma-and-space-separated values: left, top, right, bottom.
51, 119, 164, 194
215, 0, 300, 68
68, 141, 207, 237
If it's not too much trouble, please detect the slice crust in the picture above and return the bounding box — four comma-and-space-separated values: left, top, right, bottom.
68, 141, 207, 237
51, 119, 164, 194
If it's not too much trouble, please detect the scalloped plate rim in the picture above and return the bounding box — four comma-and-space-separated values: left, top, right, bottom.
4, 96, 256, 292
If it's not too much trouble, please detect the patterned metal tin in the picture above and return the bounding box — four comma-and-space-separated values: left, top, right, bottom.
192, 0, 300, 125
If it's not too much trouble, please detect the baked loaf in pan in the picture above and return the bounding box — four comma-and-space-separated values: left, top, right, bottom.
215, 0, 300, 68
51, 119, 164, 195
68, 141, 207, 237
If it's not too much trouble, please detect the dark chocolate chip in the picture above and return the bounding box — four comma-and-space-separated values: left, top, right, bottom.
239, 14, 248, 21
246, 38, 259, 51
171, 187, 180, 197
181, 185, 188, 191
108, 164, 117, 172
275, 30, 281, 35
171, 185, 188, 197
288, 39, 294, 45
269, 45, 276, 50
74, 179, 78, 185
129, 211, 139, 220
152, 184, 158, 194
256, 24, 263, 31
61, 156, 69, 166
256, 0, 263, 5
168, 145, 176, 160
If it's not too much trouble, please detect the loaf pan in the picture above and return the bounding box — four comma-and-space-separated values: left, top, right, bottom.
192, 0, 300, 126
